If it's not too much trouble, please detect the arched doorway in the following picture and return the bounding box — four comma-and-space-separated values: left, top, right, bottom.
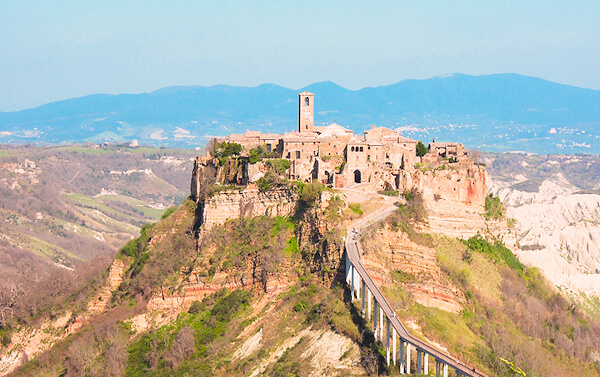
354, 170, 362, 183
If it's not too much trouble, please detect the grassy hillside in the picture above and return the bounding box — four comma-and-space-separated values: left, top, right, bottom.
7, 192, 375, 377
362, 196, 600, 376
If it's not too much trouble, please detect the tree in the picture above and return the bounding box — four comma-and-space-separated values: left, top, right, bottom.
469, 149, 481, 164
214, 142, 242, 159
205, 137, 217, 157
416, 141, 428, 157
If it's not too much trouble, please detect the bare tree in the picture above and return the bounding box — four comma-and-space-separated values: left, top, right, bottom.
362, 348, 379, 376
0, 281, 24, 328
469, 149, 481, 164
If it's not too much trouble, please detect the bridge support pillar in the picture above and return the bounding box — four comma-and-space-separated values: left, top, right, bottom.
386, 318, 391, 366
416, 349, 422, 374
373, 301, 378, 340
355, 269, 360, 300
406, 343, 411, 374
424, 353, 428, 374
435, 360, 441, 377
345, 253, 351, 285
379, 307, 384, 339
350, 265, 355, 301
367, 288, 371, 320
361, 280, 366, 318
399, 340, 405, 374
444, 363, 448, 377
392, 327, 397, 366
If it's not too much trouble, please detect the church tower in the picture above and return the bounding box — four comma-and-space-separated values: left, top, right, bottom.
298, 91, 314, 133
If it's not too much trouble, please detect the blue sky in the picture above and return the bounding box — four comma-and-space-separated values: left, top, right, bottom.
1, 0, 599, 111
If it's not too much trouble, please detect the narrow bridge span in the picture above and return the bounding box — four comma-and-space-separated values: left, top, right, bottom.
344, 203, 487, 377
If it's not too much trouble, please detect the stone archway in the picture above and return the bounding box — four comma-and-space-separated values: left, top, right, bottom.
354, 169, 362, 183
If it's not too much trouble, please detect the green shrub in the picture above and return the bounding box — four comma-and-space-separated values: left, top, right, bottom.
188, 300, 202, 314
160, 205, 178, 220
249, 145, 266, 163
119, 223, 154, 258
0, 328, 11, 346
484, 194, 504, 220
336, 161, 346, 173
403, 187, 418, 202
211, 289, 252, 323
348, 203, 363, 215
464, 234, 524, 273
257, 172, 283, 192
265, 159, 291, 175
298, 182, 326, 206
294, 301, 307, 312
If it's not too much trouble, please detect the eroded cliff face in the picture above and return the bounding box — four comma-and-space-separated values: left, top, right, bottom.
412, 165, 488, 239
199, 188, 298, 229
296, 192, 345, 282
492, 177, 600, 297
362, 226, 464, 313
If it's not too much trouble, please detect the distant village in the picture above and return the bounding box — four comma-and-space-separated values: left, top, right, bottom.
214, 91, 470, 190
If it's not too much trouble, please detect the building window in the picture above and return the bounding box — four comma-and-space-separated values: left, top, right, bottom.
305, 97, 309, 106
351, 146, 355, 152
359, 147, 364, 152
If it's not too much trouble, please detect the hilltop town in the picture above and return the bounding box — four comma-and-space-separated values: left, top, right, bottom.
193, 91, 474, 198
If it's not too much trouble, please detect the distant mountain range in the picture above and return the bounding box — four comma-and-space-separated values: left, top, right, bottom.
1, 73, 599, 154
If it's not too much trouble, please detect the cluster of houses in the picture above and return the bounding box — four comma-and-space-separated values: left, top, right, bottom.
218, 91, 468, 189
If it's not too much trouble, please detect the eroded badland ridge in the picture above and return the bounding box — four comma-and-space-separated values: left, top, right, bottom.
1, 93, 600, 377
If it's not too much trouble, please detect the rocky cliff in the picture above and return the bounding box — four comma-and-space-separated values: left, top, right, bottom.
407, 164, 488, 239
198, 188, 298, 229
362, 226, 464, 313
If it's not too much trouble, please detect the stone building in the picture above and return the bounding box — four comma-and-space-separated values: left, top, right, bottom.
218, 92, 469, 190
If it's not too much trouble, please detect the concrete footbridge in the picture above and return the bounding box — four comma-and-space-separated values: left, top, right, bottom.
344, 203, 487, 377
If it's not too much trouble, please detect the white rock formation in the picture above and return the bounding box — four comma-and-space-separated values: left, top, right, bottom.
491, 175, 600, 296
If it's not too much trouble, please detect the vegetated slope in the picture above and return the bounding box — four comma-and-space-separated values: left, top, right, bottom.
6, 180, 600, 376
4, 189, 378, 377
361, 194, 600, 376
1, 74, 599, 153
0, 144, 194, 343
485, 152, 600, 310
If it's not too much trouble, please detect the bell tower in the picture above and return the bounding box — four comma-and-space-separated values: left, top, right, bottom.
298, 91, 314, 133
